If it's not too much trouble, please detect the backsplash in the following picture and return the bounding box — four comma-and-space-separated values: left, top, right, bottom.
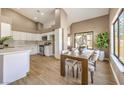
7, 40, 38, 47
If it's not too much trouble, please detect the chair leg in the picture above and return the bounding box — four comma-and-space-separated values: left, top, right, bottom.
94, 62, 96, 71
73, 64, 78, 79
79, 63, 82, 79
90, 71, 94, 84
68, 66, 71, 77
72, 67, 75, 78
76, 66, 79, 78
65, 65, 68, 77
67, 65, 70, 77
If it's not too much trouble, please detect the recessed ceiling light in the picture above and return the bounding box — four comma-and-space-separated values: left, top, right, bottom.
34, 17, 37, 20
41, 13, 44, 16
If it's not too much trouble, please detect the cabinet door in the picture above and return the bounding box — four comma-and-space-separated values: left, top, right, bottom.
32, 34, 36, 41
36, 34, 40, 41
26, 33, 32, 41
26, 33, 29, 41
30, 33, 34, 41
12, 31, 20, 40
35, 34, 38, 41
12, 31, 17, 40
3, 52, 30, 84
20, 32, 26, 40
1, 23, 11, 37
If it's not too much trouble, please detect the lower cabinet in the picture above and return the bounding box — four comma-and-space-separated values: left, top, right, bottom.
0, 51, 30, 84
30, 45, 39, 55
18, 45, 39, 55
44, 45, 53, 56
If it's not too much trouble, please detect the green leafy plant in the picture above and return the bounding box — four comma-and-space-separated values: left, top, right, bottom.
96, 32, 109, 49
0, 36, 13, 45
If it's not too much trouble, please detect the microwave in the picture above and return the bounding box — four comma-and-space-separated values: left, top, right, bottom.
42, 36, 47, 41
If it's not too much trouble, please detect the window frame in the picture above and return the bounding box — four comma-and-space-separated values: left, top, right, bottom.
113, 9, 124, 65
113, 19, 119, 58
74, 31, 94, 49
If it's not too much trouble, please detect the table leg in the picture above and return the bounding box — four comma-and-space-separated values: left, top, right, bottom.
60, 55, 66, 76
81, 59, 88, 85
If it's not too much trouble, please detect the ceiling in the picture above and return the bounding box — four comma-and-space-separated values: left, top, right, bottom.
64, 8, 109, 24
12, 8, 55, 24
12, 8, 109, 26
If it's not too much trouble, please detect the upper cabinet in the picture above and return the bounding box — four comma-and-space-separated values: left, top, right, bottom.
0, 22, 12, 37
12, 31, 42, 41
0, 15, 12, 37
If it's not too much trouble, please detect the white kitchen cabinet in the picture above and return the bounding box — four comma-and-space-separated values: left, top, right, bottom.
12, 31, 55, 41
20, 32, 27, 40
36, 34, 40, 41
33, 45, 38, 54
31, 33, 35, 41
0, 23, 11, 37
47, 35, 50, 40
22, 32, 27, 40
0, 48, 30, 84
12, 31, 20, 40
26, 33, 32, 41
26, 32, 29, 41
12, 31, 17, 40
44, 45, 53, 56
35, 34, 38, 41
32, 33, 36, 41
29, 33, 32, 41
39, 34, 42, 41
29, 45, 39, 55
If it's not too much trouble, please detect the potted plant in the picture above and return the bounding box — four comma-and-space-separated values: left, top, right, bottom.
0, 36, 13, 49
96, 32, 109, 61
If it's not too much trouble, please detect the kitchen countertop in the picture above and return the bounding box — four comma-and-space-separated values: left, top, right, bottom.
0, 48, 31, 55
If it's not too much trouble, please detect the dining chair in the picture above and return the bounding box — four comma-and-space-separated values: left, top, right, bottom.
89, 50, 99, 70
88, 50, 99, 83
62, 50, 78, 78
76, 50, 99, 83
65, 59, 78, 78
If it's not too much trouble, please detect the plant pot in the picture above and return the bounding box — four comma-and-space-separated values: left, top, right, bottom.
99, 51, 105, 61
0, 44, 4, 49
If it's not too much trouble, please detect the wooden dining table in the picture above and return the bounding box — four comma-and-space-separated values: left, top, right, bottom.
60, 50, 94, 85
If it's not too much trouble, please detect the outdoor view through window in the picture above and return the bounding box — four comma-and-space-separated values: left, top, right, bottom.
113, 9, 124, 64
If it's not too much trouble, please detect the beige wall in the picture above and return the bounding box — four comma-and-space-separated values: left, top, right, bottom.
70, 15, 109, 57
36, 22, 43, 31
0, 15, 12, 24
109, 8, 124, 85
1, 8, 68, 34
1, 8, 39, 33
0, 9, 1, 15
55, 8, 61, 28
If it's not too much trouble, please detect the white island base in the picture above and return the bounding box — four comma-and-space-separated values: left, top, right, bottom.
0, 48, 30, 85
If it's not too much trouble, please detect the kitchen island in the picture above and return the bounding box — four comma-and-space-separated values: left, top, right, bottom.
0, 48, 31, 84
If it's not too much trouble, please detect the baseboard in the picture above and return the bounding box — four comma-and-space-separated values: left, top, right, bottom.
109, 61, 120, 85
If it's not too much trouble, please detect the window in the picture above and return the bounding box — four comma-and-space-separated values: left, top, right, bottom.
113, 9, 124, 64
74, 31, 93, 49
114, 20, 119, 57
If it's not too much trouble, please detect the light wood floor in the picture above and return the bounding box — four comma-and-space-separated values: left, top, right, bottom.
10, 55, 116, 85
